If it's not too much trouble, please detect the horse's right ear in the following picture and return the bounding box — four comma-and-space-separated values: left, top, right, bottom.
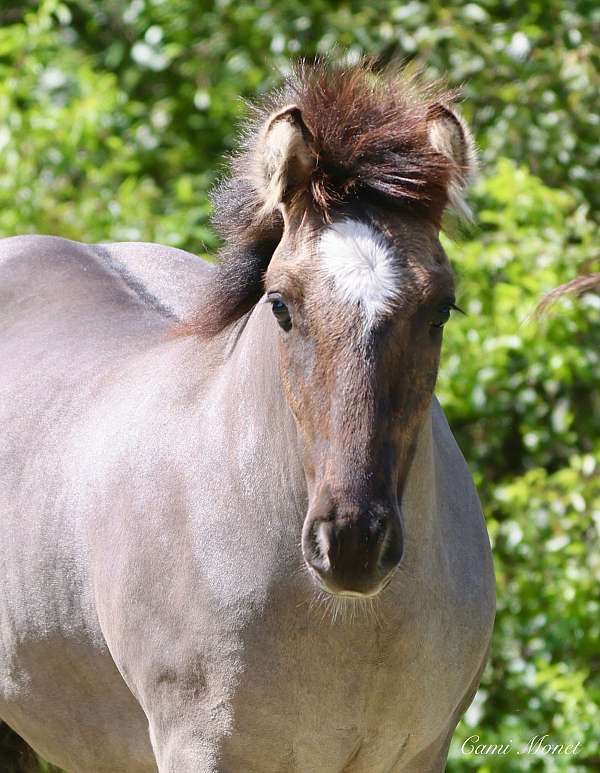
256, 105, 315, 218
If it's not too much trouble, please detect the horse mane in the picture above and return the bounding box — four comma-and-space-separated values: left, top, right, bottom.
535, 272, 600, 317
182, 59, 465, 338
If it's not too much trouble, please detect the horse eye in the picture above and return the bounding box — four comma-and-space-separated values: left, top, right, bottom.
431, 304, 452, 329
269, 297, 292, 331
431, 301, 462, 330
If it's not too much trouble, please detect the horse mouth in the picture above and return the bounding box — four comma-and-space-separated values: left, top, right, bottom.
306, 564, 397, 599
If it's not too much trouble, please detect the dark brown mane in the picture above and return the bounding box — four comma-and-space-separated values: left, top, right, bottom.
535, 272, 600, 317
182, 60, 464, 338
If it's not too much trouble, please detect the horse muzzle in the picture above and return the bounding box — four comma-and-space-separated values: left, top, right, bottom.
301, 496, 403, 597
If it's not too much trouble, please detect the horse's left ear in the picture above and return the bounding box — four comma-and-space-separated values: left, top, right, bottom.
427, 105, 478, 219
257, 105, 315, 218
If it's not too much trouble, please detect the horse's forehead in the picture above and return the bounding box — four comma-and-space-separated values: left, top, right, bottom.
314, 218, 447, 327
317, 220, 400, 324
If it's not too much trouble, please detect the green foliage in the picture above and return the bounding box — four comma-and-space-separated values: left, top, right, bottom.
440, 160, 599, 485
0, 1, 598, 771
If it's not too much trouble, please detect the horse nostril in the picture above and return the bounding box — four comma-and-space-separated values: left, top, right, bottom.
314, 522, 332, 570
303, 520, 332, 574
380, 518, 403, 571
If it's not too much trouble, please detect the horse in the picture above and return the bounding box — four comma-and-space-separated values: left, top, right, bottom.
0, 62, 495, 772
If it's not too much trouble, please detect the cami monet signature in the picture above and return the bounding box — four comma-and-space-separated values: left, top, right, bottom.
462, 734, 583, 757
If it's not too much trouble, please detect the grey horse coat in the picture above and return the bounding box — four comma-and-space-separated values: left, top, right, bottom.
0, 234, 495, 772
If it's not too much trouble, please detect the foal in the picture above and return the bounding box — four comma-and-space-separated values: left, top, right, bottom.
0, 61, 494, 772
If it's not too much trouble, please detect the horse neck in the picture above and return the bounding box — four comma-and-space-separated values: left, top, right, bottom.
214, 302, 307, 511
218, 301, 292, 426
401, 405, 441, 550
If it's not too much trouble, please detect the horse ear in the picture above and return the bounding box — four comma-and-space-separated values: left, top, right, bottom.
427, 105, 478, 219
257, 105, 315, 217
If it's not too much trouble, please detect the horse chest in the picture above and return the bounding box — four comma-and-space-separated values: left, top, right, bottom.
212, 570, 492, 772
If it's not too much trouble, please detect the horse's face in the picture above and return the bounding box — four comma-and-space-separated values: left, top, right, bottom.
250, 84, 475, 597
265, 209, 455, 596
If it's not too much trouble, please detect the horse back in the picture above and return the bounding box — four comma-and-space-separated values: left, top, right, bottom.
0, 234, 211, 327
